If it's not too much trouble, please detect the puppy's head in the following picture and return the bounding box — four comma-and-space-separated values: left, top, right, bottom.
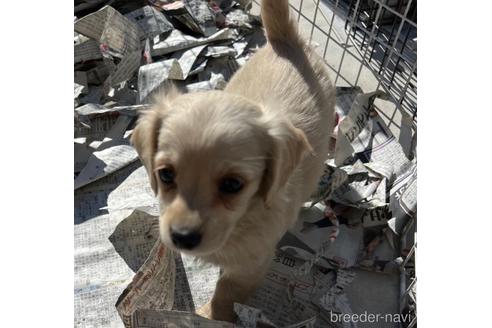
132, 86, 310, 256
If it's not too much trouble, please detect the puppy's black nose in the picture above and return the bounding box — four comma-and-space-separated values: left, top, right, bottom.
170, 229, 202, 250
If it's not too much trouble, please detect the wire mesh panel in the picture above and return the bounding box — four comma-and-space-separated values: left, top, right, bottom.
251, 1, 417, 327
252, 0, 417, 138
297, 0, 416, 119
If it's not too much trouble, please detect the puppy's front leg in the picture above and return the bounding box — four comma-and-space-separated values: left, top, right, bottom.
209, 260, 270, 322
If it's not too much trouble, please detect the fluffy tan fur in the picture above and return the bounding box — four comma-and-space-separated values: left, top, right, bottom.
131, 0, 335, 322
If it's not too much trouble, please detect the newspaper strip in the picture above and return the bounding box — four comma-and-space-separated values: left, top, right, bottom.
184, 73, 227, 92
358, 229, 400, 273
75, 6, 141, 56
74, 6, 111, 41
398, 111, 416, 159
106, 81, 140, 107
334, 90, 416, 253
74, 143, 139, 189
181, 0, 218, 36
75, 0, 119, 16
204, 45, 238, 58
334, 90, 388, 167
106, 166, 159, 215
76, 103, 111, 116
116, 240, 176, 328
334, 92, 411, 180
238, 27, 266, 56
188, 57, 209, 76
88, 114, 134, 150
74, 31, 89, 45
310, 163, 349, 206
279, 205, 364, 270
138, 59, 182, 102
225, 9, 255, 30
83, 63, 112, 86
173, 253, 197, 312
361, 205, 391, 228
74, 213, 136, 327
330, 160, 387, 209
138, 44, 206, 101
170, 44, 208, 79
179, 253, 220, 309
162, 0, 217, 37
74, 160, 142, 224
74, 111, 120, 141
232, 38, 250, 58
75, 137, 94, 174
311, 87, 414, 271
75, 183, 148, 328
109, 209, 160, 272
316, 270, 357, 328
246, 251, 343, 327
198, 56, 240, 83
105, 49, 141, 87
74, 39, 103, 63
144, 38, 153, 64
234, 304, 265, 328
152, 27, 236, 56
120, 251, 346, 327
75, 169, 140, 216
112, 104, 151, 117
131, 309, 234, 328
74, 72, 88, 95
125, 5, 173, 40
388, 159, 417, 236
76, 103, 150, 117
131, 304, 318, 328
234, 303, 318, 328
75, 6, 142, 91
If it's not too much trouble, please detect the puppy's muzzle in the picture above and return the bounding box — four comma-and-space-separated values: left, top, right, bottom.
170, 228, 202, 250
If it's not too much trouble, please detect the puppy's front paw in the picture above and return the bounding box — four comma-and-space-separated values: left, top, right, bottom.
196, 299, 236, 322
210, 299, 236, 323
196, 300, 212, 319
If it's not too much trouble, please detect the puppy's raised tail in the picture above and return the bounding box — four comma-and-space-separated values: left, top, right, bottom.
261, 0, 299, 45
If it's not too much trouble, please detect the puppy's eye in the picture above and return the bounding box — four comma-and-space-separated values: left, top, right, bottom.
158, 167, 175, 185
219, 177, 243, 194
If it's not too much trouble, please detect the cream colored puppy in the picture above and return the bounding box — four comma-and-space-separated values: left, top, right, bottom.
131, 0, 335, 322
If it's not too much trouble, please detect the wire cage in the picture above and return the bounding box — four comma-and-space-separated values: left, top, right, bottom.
251, 0, 417, 327
252, 0, 417, 150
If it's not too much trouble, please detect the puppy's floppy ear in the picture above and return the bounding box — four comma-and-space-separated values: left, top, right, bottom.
259, 112, 312, 207
131, 108, 163, 195
131, 84, 181, 195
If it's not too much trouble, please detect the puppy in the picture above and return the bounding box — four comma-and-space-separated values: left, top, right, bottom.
131, 0, 335, 322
